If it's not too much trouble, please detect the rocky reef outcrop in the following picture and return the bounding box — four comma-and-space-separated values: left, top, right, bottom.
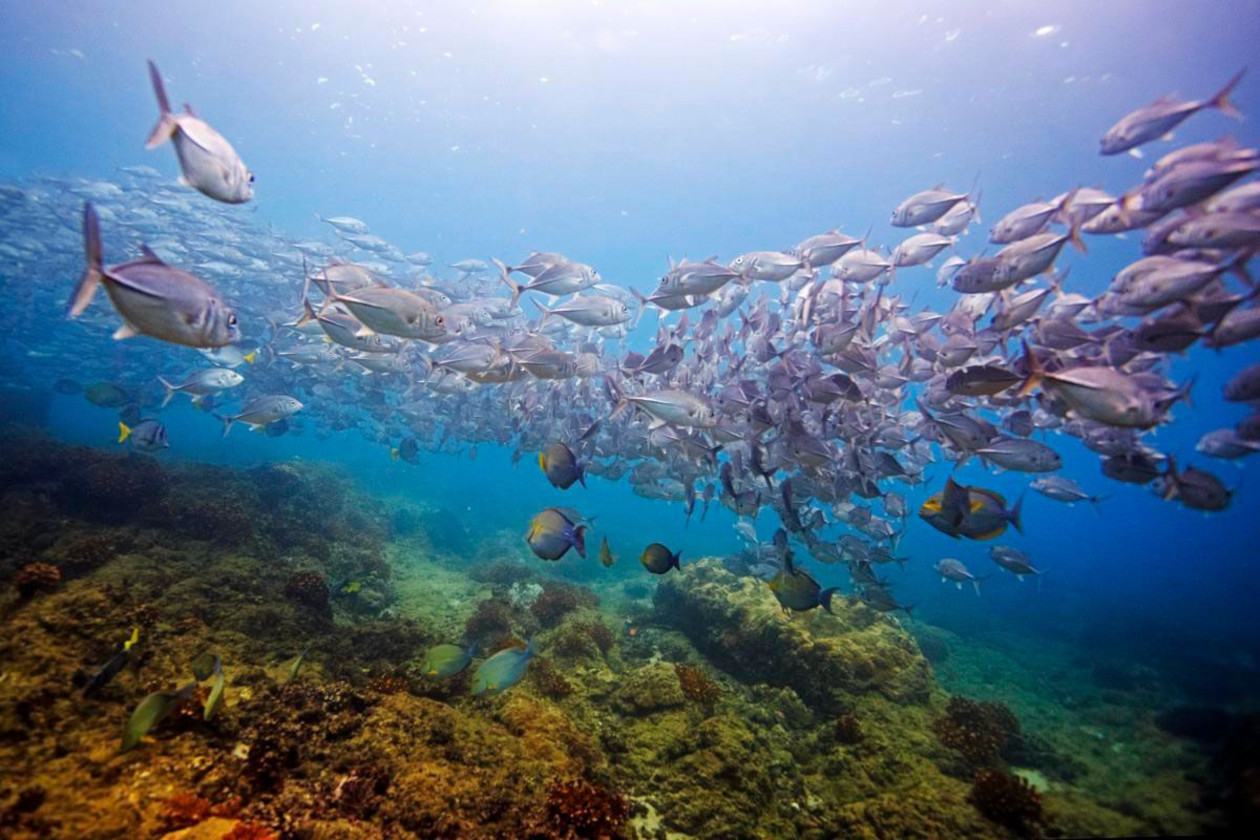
653, 558, 931, 712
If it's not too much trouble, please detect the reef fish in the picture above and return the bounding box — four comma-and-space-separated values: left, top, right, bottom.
525, 507, 589, 560
84, 382, 131, 408
768, 541, 837, 613
919, 477, 1024, 540
639, 542, 681, 575
471, 641, 535, 696
118, 419, 169, 453
83, 627, 140, 698
539, 442, 586, 489
119, 680, 197, 753
421, 644, 475, 678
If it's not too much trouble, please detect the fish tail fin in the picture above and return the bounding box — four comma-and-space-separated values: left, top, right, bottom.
1017, 339, 1043, 397
532, 298, 553, 327
1009, 491, 1025, 534
673, 550, 683, 570
1067, 203, 1088, 255
215, 413, 235, 438
495, 259, 522, 307
573, 525, 588, 559
1161, 455, 1181, 501
630, 287, 649, 329
605, 375, 629, 420
820, 587, 838, 614
1090, 494, 1110, 516
117, 421, 131, 443
145, 60, 178, 149
295, 257, 316, 327
158, 376, 178, 408
68, 203, 104, 318
577, 462, 587, 488
297, 297, 318, 328
1209, 68, 1246, 120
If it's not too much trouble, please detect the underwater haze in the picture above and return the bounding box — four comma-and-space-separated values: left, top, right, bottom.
2, 2, 1260, 838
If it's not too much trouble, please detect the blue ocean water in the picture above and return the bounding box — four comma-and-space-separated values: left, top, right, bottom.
3, 2, 1256, 636
1, 6, 1259, 833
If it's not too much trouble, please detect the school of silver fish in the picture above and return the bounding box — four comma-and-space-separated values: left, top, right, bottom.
2, 64, 1257, 609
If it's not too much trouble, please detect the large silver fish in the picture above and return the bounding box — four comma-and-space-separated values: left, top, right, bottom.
145, 60, 253, 203
67, 203, 240, 348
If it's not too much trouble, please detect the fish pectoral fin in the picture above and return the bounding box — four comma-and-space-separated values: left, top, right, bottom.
112, 321, 141, 341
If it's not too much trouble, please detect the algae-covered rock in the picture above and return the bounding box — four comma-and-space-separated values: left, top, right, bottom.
615, 662, 686, 715
158, 818, 243, 840
654, 558, 931, 712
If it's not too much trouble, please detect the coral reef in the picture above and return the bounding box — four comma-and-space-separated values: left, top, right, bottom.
159, 793, 239, 832
284, 571, 332, 620
468, 560, 536, 587
615, 662, 686, 715
13, 562, 61, 599
968, 768, 1046, 835
653, 557, 930, 713
550, 619, 615, 662
674, 663, 720, 712
530, 656, 574, 699
935, 695, 1022, 771
463, 598, 518, 646
833, 713, 864, 745
0, 435, 1228, 838
541, 778, 629, 839
530, 581, 599, 628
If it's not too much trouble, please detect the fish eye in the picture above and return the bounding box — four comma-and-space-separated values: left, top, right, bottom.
436, 315, 445, 326
228, 313, 238, 326
248, 173, 256, 184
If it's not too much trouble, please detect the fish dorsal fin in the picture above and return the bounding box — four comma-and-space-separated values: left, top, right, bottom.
183, 102, 198, 117
137, 244, 164, 263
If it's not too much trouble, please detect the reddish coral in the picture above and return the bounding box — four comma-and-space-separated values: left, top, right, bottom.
284, 571, 331, 619
331, 765, 390, 819
968, 768, 1045, 833
159, 793, 240, 831
530, 582, 598, 628
464, 599, 516, 646
530, 657, 574, 699
543, 778, 629, 839
158, 794, 214, 831
14, 562, 61, 599
368, 672, 410, 695
582, 621, 615, 655
675, 663, 721, 712
934, 695, 1020, 769
222, 823, 279, 840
